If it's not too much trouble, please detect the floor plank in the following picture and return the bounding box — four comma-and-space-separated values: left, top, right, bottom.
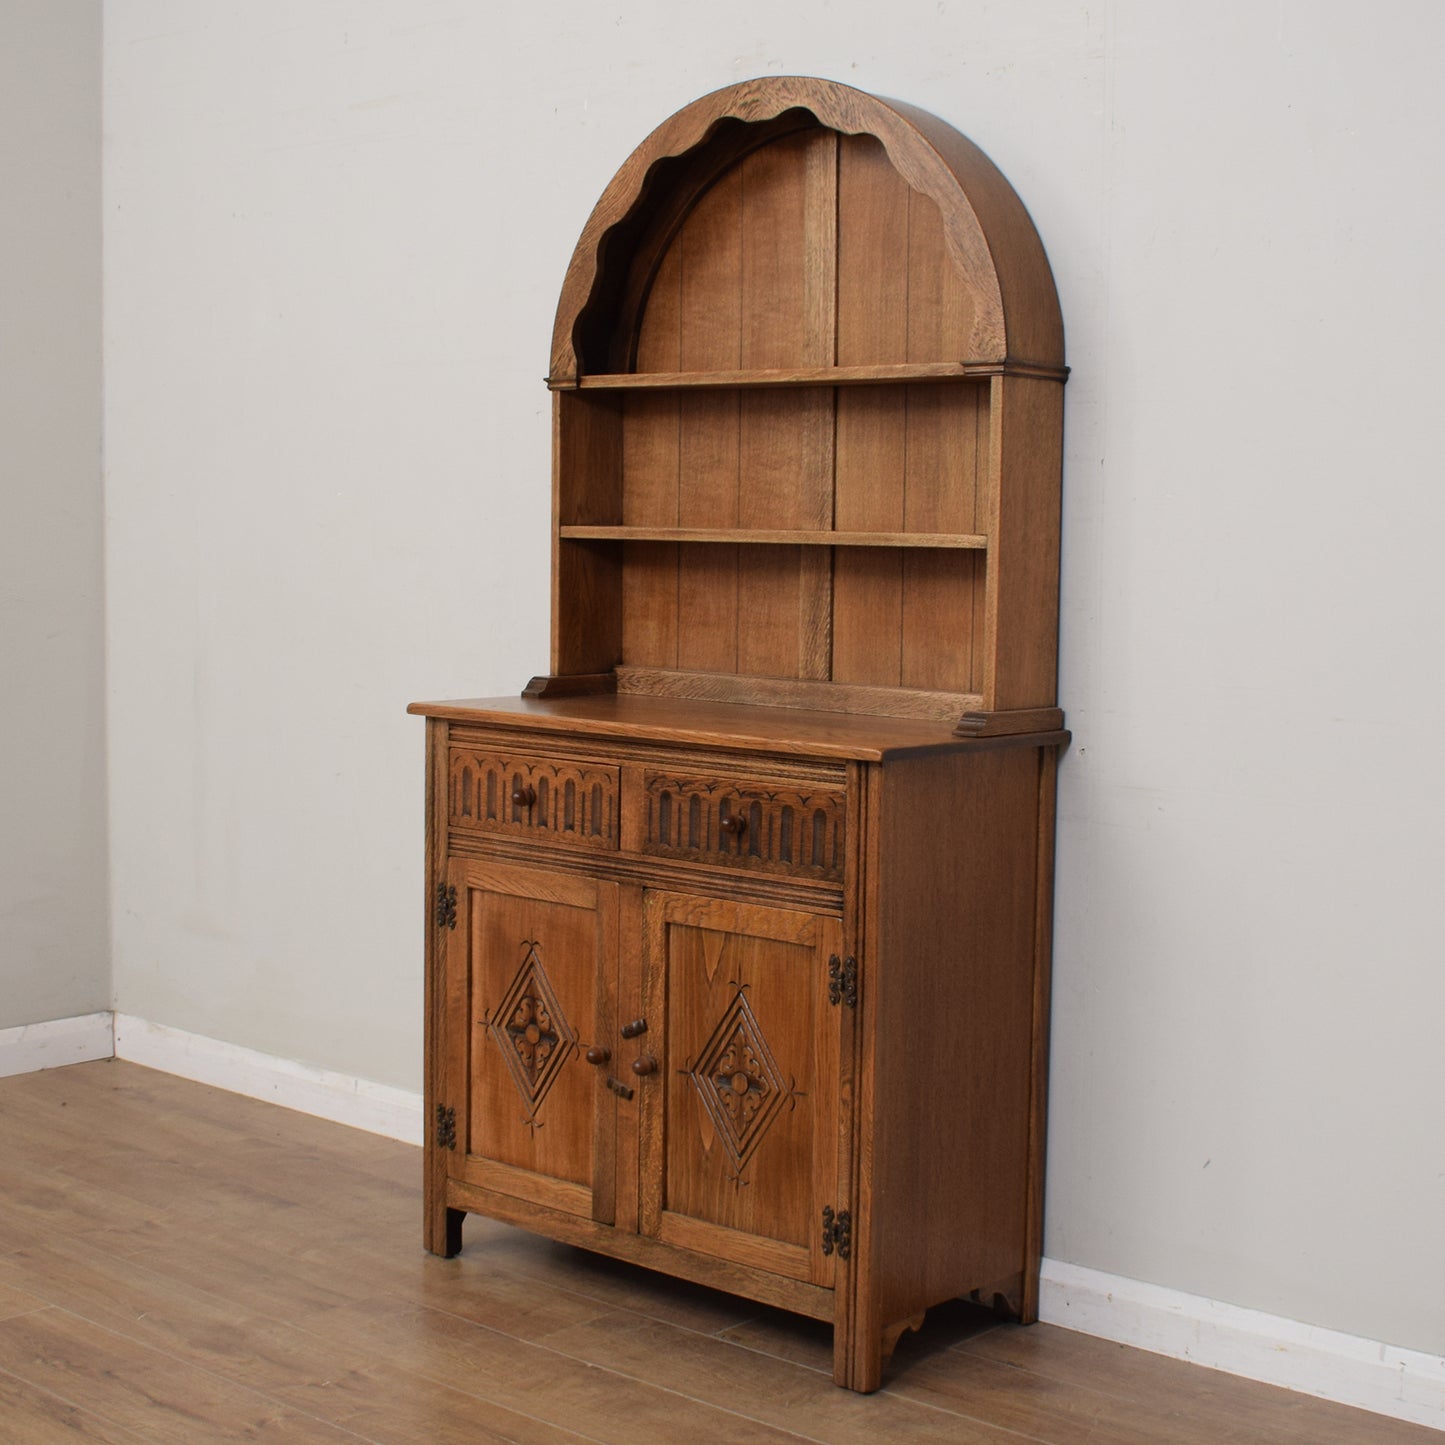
0, 1059, 1436, 1444
955, 1317, 1440, 1444
0, 1309, 362, 1443
538, 1309, 1034, 1444
0, 1367, 148, 1444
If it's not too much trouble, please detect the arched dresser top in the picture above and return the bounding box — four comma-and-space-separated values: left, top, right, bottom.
549, 76, 1064, 382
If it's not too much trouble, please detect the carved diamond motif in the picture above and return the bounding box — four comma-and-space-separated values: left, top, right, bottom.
487, 941, 576, 1120
689, 988, 788, 1173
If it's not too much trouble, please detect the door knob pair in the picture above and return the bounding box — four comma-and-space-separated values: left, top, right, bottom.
585, 1018, 655, 1077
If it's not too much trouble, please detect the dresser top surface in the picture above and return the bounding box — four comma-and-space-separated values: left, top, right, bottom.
405, 694, 999, 761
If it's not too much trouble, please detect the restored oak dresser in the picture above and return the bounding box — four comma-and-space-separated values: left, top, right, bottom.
410, 76, 1067, 1393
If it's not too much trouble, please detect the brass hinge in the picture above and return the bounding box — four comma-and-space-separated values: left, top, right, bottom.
435, 1104, 457, 1150
828, 955, 858, 1009
822, 1205, 852, 1260
436, 882, 457, 930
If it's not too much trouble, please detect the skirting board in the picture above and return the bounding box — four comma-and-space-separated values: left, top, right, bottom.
1040, 1259, 1445, 1432
4, 1013, 1441, 1429
112, 1013, 424, 1147
0, 1011, 114, 1079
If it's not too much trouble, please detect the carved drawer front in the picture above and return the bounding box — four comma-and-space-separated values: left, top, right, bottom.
641, 771, 846, 880
449, 749, 620, 851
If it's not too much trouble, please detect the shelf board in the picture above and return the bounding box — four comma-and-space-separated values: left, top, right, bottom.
559, 526, 989, 550
550, 360, 1067, 391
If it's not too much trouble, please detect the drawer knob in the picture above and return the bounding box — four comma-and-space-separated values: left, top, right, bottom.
585, 1045, 611, 1066
719, 812, 747, 837
511, 784, 536, 807
630, 1055, 658, 1077
619, 1018, 648, 1039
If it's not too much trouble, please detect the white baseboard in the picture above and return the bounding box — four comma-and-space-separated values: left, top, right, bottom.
0, 1011, 115, 1079
111, 1013, 423, 1146
1040, 1258, 1445, 1432
6, 1014, 1441, 1429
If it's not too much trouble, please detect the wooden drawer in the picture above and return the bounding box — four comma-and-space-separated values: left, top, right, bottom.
638, 769, 846, 880
449, 748, 620, 851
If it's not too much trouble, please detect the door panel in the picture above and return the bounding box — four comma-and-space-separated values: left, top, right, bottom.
445, 858, 617, 1223
640, 891, 843, 1285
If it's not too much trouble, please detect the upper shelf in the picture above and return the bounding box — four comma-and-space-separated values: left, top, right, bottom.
550, 361, 1068, 392
559, 526, 989, 549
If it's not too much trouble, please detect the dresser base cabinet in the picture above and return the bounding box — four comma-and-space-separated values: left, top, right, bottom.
414, 701, 1060, 1393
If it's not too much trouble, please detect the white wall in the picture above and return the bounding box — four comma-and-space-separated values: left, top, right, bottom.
0, 0, 107, 1029
103, 1, 1445, 1359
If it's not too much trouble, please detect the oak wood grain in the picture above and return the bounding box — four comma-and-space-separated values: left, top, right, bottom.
564, 360, 1068, 389
0, 1370, 146, 1444
563, 525, 988, 548
409, 692, 998, 758
0, 1309, 361, 1444
642, 893, 841, 1285
550, 77, 1064, 380
443, 859, 615, 1223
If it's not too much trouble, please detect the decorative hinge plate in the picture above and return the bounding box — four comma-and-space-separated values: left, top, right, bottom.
828, 955, 858, 1009
436, 882, 457, 930
822, 1205, 852, 1260
435, 1104, 457, 1150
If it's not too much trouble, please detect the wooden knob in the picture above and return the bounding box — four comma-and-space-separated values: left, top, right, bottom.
630, 1055, 658, 1077
719, 812, 746, 837
585, 1045, 610, 1066
619, 1018, 648, 1039
512, 784, 536, 807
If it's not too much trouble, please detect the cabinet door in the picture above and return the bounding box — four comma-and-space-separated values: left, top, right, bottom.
444, 858, 617, 1224
639, 891, 845, 1286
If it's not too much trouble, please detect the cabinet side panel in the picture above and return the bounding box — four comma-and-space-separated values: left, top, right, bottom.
870, 746, 1043, 1324
554, 393, 623, 676
985, 374, 1064, 709
554, 539, 623, 676
423, 719, 453, 1253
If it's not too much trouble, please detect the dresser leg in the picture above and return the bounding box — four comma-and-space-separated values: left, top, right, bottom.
833, 1330, 883, 1394
426, 1203, 465, 1258
833, 1308, 931, 1392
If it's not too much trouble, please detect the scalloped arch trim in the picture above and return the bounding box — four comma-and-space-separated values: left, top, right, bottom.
549, 77, 1061, 379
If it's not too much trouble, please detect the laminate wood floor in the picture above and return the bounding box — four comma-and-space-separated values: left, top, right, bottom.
0, 1060, 1433, 1443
